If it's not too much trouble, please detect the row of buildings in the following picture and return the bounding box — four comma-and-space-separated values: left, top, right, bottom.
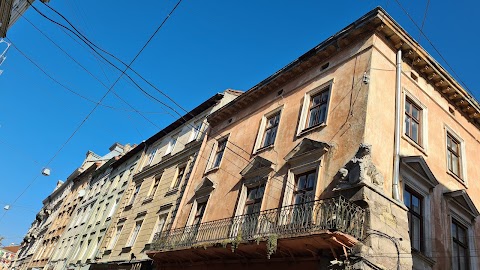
10, 7, 480, 270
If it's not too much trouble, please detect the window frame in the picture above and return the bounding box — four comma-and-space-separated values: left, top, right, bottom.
149, 214, 168, 243
128, 184, 141, 206
296, 80, 333, 135
282, 161, 320, 208
171, 165, 186, 190
404, 97, 422, 145
403, 186, 424, 252
253, 107, 283, 153
402, 90, 428, 152
126, 220, 143, 247
207, 136, 229, 170
444, 126, 467, 184
189, 120, 205, 142
165, 134, 179, 156
451, 219, 469, 270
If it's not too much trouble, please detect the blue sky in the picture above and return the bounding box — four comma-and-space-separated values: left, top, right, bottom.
0, 0, 478, 245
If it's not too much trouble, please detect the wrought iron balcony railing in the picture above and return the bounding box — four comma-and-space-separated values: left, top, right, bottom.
151, 196, 365, 251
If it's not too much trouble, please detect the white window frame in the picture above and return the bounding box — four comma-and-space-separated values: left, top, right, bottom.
206, 136, 229, 171
107, 198, 119, 218
149, 214, 168, 243
282, 161, 320, 208
107, 224, 123, 250
165, 135, 179, 155
128, 184, 141, 205
403, 89, 428, 152
170, 164, 187, 190
296, 80, 333, 136
186, 197, 209, 227
253, 106, 283, 153
444, 125, 467, 185
146, 147, 158, 166
189, 120, 205, 142
126, 220, 143, 247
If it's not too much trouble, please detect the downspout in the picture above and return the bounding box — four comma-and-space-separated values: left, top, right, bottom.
392, 49, 402, 201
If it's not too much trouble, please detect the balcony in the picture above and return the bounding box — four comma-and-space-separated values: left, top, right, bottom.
149, 196, 365, 262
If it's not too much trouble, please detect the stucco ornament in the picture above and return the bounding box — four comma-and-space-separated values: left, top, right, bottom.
336, 144, 384, 188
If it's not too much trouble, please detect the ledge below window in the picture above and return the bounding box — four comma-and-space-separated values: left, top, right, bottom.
124, 204, 133, 211
121, 246, 132, 253
253, 144, 274, 155
297, 123, 327, 138
165, 187, 179, 196
204, 167, 219, 176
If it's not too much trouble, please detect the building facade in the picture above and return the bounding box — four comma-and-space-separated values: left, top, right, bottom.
12, 179, 73, 270
0, 0, 50, 38
147, 7, 480, 270
0, 245, 19, 270
47, 144, 141, 270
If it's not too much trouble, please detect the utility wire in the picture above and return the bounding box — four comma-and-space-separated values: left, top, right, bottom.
392, 0, 477, 99
0, 0, 183, 225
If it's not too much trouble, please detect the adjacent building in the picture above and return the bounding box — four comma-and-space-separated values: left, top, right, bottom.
90, 90, 241, 270
0, 0, 50, 38
147, 7, 480, 270
0, 245, 20, 270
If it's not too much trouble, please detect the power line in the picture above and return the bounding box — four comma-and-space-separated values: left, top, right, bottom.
391, 0, 477, 98
0, 0, 184, 225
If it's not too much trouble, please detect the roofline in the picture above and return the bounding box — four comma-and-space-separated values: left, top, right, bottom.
207, 7, 480, 129
110, 93, 224, 169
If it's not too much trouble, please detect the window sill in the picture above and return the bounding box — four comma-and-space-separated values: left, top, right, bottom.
103, 249, 112, 256
184, 139, 201, 149
446, 170, 466, 187
253, 144, 274, 155
121, 246, 132, 253
124, 204, 133, 211
412, 250, 436, 266
204, 167, 219, 175
143, 195, 154, 204
165, 187, 179, 196
297, 123, 326, 138
105, 217, 111, 222
402, 134, 427, 156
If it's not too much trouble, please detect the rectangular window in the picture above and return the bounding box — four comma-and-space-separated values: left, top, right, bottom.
150, 214, 167, 242
404, 187, 423, 252
244, 186, 265, 215
149, 174, 162, 196
107, 198, 119, 218
261, 112, 280, 148
307, 90, 329, 128
193, 202, 207, 226
147, 148, 157, 166
447, 133, 461, 177
405, 98, 422, 145
126, 221, 143, 247
452, 220, 469, 270
165, 136, 178, 155
293, 171, 316, 204
172, 166, 186, 189
190, 122, 203, 141
213, 138, 227, 168
108, 225, 122, 250
128, 185, 141, 205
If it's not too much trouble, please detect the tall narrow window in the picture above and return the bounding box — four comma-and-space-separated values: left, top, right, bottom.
447, 133, 461, 177
150, 214, 167, 242
213, 139, 227, 168
108, 225, 122, 250
126, 221, 143, 247
193, 202, 207, 226
452, 220, 469, 270
404, 187, 423, 252
262, 112, 280, 148
244, 186, 265, 215
172, 166, 186, 189
307, 90, 329, 128
128, 185, 141, 205
107, 198, 119, 218
293, 171, 316, 204
149, 174, 162, 196
147, 148, 157, 166
165, 136, 178, 155
190, 122, 203, 141
405, 98, 422, 144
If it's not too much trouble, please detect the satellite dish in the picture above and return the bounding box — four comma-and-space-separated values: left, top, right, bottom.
4, 205, 10, 210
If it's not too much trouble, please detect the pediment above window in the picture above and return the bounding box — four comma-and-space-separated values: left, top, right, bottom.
444, 189, 480, 221
194, 177, 216, 198
284, 138, 330, 163
240, 156, 273, 178
400, 156, 439, 190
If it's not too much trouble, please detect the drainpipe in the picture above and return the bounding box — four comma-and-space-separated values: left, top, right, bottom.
392, 49, 402, 201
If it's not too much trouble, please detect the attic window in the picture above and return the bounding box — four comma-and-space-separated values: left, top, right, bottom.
228, 118, 233, 124
277, 89, 284, 96
321, 62, 330, 71
410, 72, 418, 82
449, 107, 455, 115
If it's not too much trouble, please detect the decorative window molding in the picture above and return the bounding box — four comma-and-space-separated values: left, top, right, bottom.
403, 90, 428, 152
186, 178, 215, 226
444, 190, 480, 269
188, 120, 205, 143
165, 134, 179, 156
444, 125, 467, 184
296, 80, 333, 136
253, 106, 283, 153
206, 136, 229, 172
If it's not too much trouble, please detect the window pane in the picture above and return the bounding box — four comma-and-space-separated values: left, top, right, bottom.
412, 106, 419, 120
411, 195, 420, 214
297, 175, 306, 190
256, 186, 265, 199
412, 216, 421, 250
411, 121, 419, 143
405, 117, 411, 136
248, 189, 256, 200
458, 225, 466, 244
404, 190, 411, 208
306, 173, 315, 188
459, 246, 467, 270
452, 155, 459, 176
453, 243, 459, 270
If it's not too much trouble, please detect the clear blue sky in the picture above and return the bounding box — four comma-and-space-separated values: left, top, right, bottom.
0, 0, 478, 245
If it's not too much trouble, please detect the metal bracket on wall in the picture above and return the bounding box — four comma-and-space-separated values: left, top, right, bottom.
0, 38, 11, 75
